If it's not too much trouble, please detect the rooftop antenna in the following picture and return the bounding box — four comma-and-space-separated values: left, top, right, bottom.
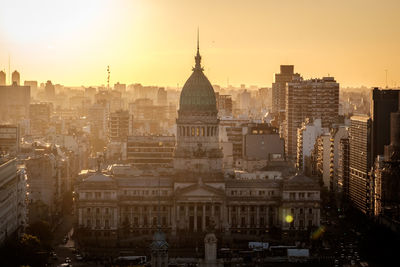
8, 54, 10, 85
197, 26, 200, 53
107, 65, 110, 90
385, 69, 388, 89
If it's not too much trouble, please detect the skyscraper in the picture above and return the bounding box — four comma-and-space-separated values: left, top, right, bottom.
370, 88, 399, 161
0, 71, 6, 85
285, 77, 339, 159
11, 70, 20, 85
272, 65, 300, 115
349, 115, 372, 214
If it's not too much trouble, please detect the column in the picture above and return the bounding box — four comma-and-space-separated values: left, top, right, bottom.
247, 206, 250, 228
139, 206, 143, 227
176, 204, 180, 227
194, 204, 198, 232
167, 206, 171, 226
171, 204, 176, 234
256, 206, 260, 228
223, 204, 229, 233
185, 204, 189, 230
202, 204, 206, 232
228, 206, 231, 226
238, 206, 241, 228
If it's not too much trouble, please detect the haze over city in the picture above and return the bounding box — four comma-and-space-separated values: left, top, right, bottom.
1, 1, 400, 267
1, 0, 400, 87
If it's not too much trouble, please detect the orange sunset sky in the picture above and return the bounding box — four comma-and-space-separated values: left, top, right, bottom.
1, 0, 400, 88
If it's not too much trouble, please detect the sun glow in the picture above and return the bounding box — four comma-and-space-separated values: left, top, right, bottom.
0, 0, 107, 44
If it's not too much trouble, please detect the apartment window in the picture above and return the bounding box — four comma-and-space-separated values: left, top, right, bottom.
289, 193, 296, 200
87, 208, 91, 213
95, 192, 101, 199
96, 219, 100, 228
96, 208, 100, 214
105, 220, 109, 229
105, 208, 109, 214
309, 208, 313, 214
299, 193, 305, 199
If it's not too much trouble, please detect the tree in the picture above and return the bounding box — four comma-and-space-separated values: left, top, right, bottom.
27, 220, 53, 249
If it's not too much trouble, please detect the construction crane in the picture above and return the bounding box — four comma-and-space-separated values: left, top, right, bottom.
107, 65, 110, 90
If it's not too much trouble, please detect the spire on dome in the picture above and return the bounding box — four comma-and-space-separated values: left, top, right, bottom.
194, 28, 203, 71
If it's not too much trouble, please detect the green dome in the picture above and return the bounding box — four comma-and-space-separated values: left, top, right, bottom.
179, 45, 217, 112
179, 69, 217, 112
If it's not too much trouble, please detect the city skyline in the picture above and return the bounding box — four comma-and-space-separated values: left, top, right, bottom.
1, 0, 400, 88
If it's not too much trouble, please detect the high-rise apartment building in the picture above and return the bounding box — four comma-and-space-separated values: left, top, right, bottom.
285, 77, 339, 159
0, 83, 31, 123
349, 115, 372, 214
272, 65, 300, 114
0, 157, 27, 245
329, 126, 349, 192
296, 118, 325, 172
338, 137, 350, 196
0, 125, 20, 155
108, 110, 132, 142
370, 88, 399, 161
374, 96, 400, 216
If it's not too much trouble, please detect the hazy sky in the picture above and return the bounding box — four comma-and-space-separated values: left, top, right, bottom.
1, 0, 399, 88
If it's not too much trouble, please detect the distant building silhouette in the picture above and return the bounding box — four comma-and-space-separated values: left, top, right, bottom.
11, 70, 20, 85
0, 71, 6, 85
45, 80, 55, 99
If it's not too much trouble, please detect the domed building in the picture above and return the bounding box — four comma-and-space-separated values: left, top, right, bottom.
174, 36, 223, 172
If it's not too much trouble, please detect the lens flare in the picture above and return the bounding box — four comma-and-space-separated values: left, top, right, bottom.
311, 225, 326, 240
285, 214, 294, 223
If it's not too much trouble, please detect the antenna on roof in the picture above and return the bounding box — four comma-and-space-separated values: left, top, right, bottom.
8, 54, 10, 85
107, 65, 110, 90
385, 69, 388, 88
197, 26, 200, 53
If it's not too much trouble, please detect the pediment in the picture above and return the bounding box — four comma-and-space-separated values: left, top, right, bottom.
176, 183, 224, 198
